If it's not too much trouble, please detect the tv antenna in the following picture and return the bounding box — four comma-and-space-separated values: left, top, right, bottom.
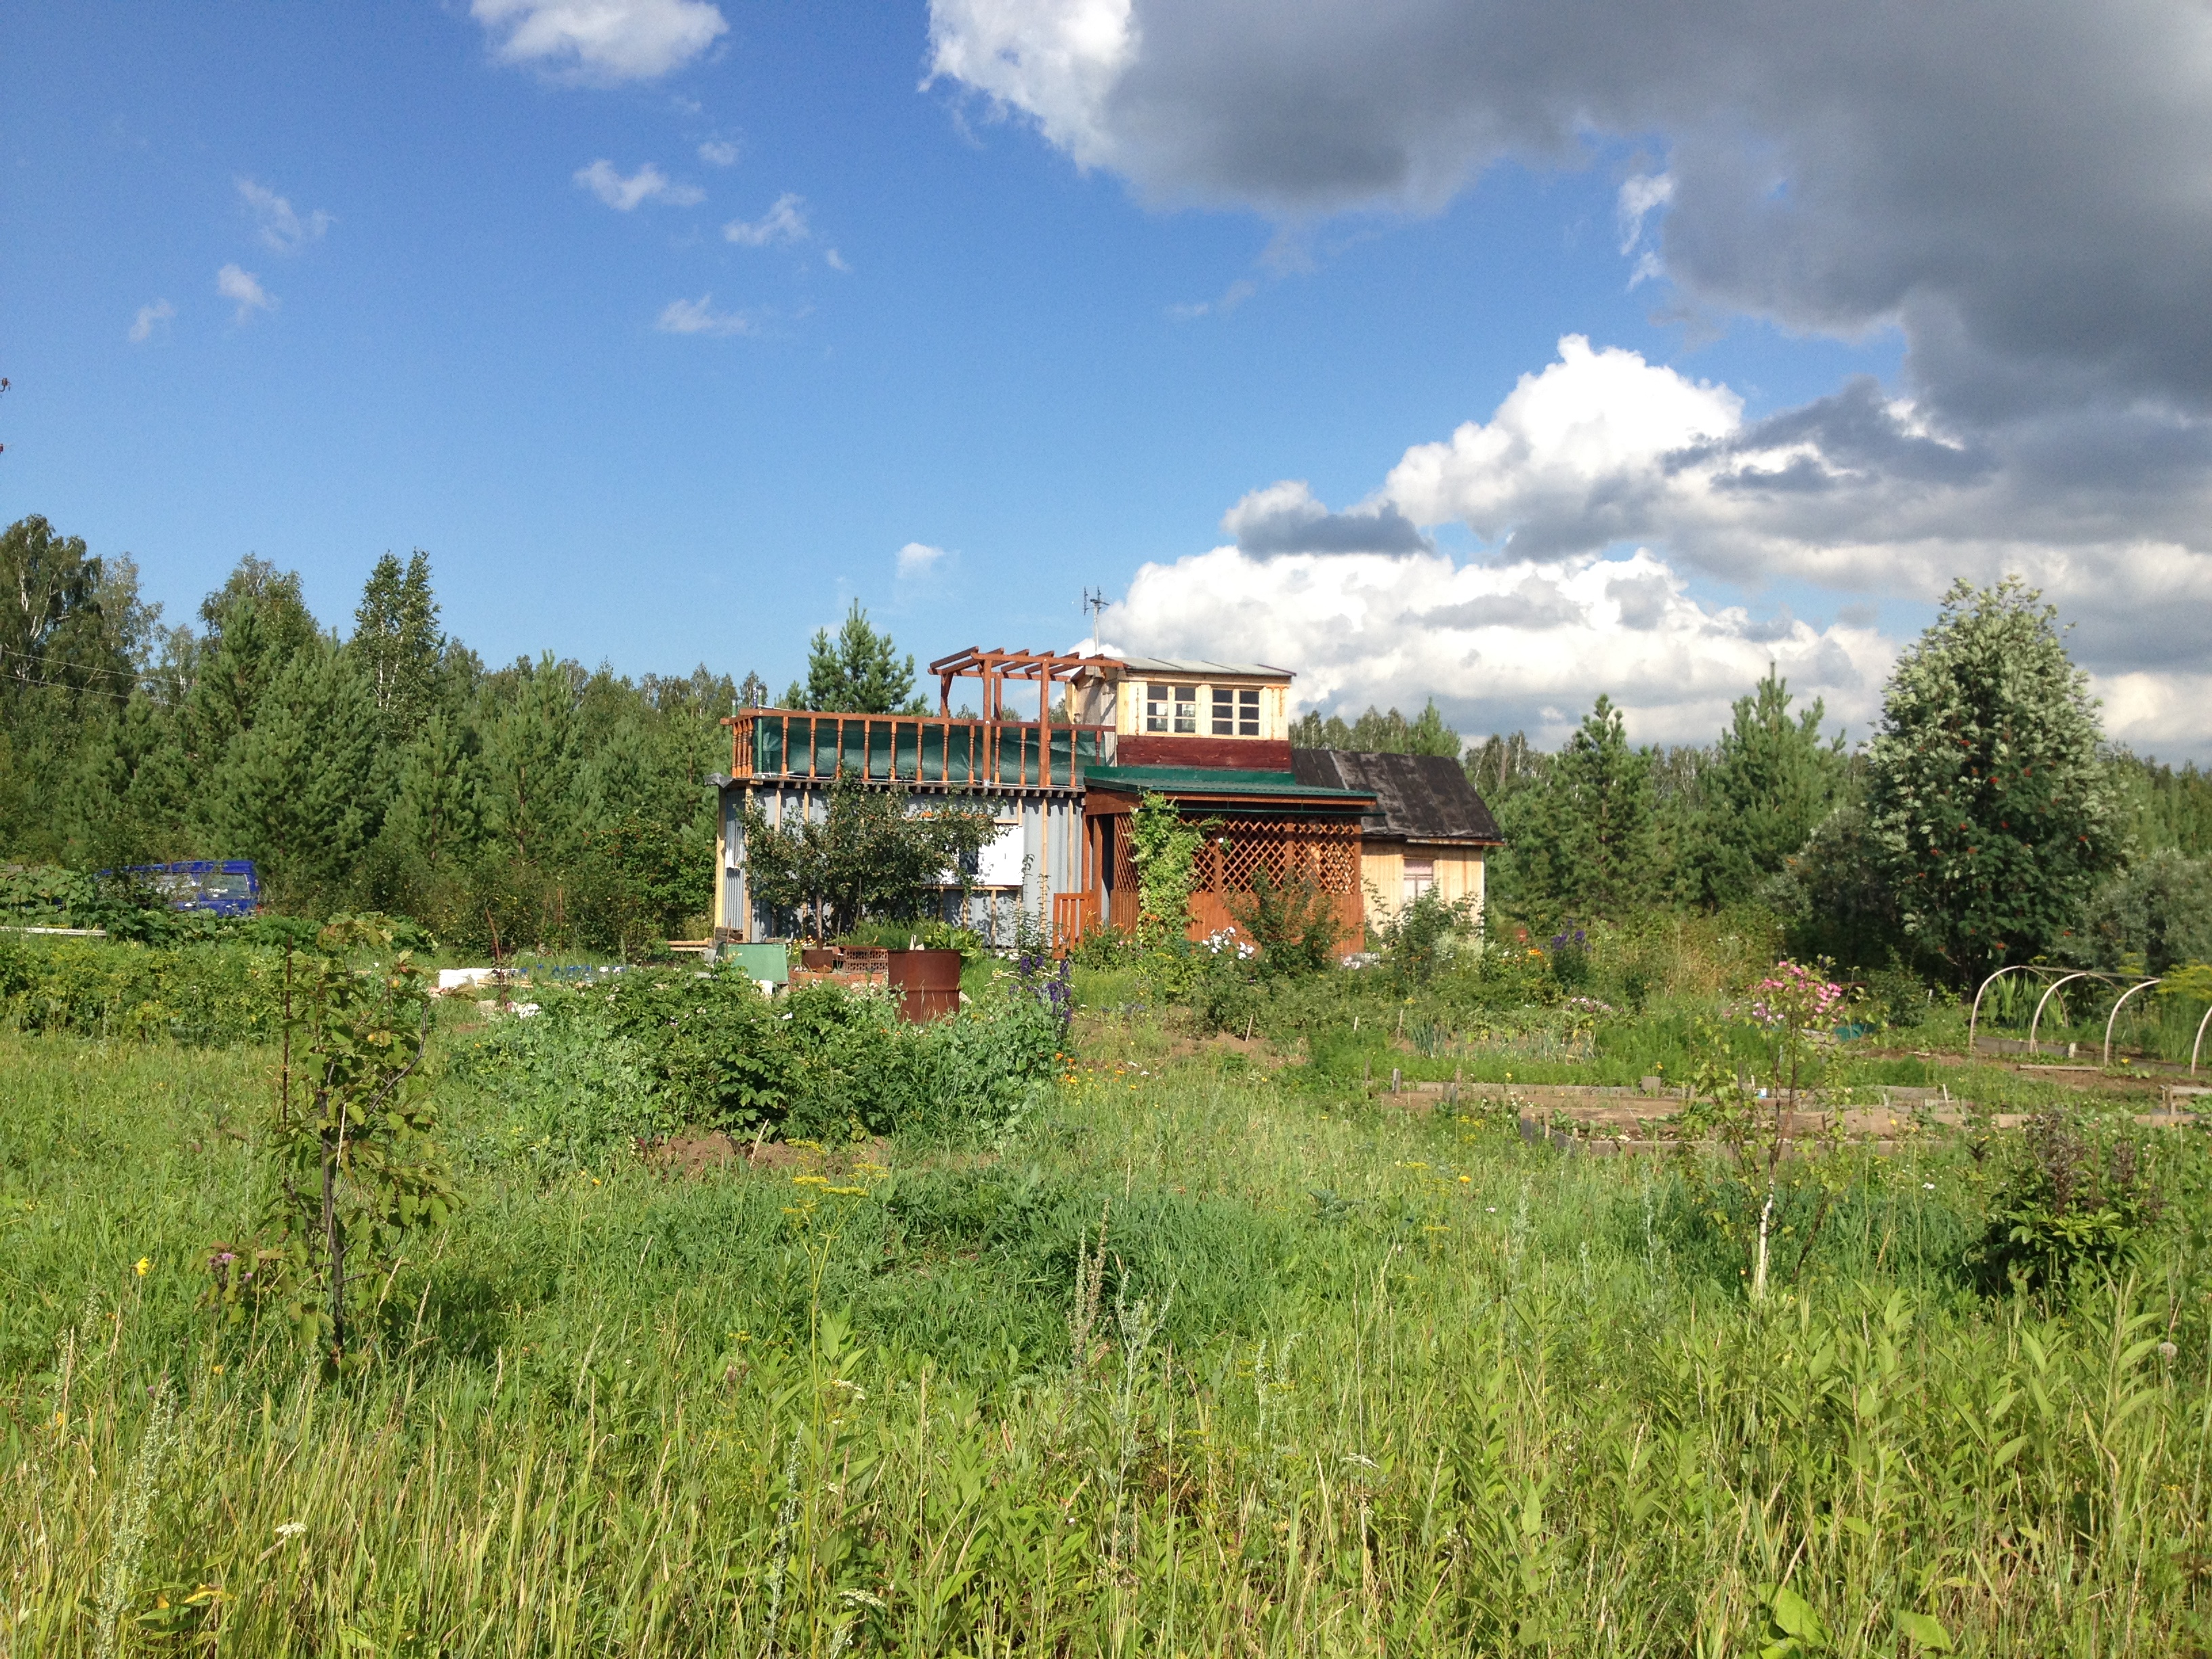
1082, 587, 1110, 648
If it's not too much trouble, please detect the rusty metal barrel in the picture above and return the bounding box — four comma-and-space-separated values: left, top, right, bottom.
886, 948, 963, 1023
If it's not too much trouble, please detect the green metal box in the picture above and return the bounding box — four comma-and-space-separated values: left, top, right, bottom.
722, 942, 790, 985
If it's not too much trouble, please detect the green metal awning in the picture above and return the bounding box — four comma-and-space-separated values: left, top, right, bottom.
1082, 764, 1374, 806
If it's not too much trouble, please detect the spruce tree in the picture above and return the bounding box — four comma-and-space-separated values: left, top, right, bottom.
1864, 577, 2121, 984
188, 557, 321, 756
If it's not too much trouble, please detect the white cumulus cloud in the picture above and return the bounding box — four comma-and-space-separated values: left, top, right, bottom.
573, 159, 704, 210
724, 193, 808, 246
1385, 335, 1740, 556
896, 541, 949, 579
1371, 334, 2212, 703
926, 0, 1136, 174
1107, 332, 2212, 756
655, 293, 752, 336
697, 138, 740, 167
237, 178, 333, 253
127, 300, 175, 343
217, 264, 275, 323
474, 0, 727, 83
1107, 542, 1891, 747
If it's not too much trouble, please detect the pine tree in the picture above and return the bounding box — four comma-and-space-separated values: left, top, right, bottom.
476, 655, 580, 862
376, 711, 481, 872
1864, 577, 2122, 985
1499, 695, 1661, 916
351, 550, 443, 728
1692, 667, 1845, 905
799, 602, 924, 713
198, 640, 384, 907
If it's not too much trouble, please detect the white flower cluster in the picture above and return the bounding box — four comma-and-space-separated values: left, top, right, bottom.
1201, 928, 1256, 960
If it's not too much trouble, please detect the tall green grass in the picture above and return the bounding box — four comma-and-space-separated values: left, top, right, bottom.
5, 1029, 2211, 1654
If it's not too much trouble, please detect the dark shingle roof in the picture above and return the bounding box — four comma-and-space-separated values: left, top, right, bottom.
1290, 750, 1504, 845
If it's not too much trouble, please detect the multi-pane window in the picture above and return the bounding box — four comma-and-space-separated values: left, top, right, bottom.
1146, 683, 1197, 733
1403, 856, 1435, 903
1210, 687, 1265, 736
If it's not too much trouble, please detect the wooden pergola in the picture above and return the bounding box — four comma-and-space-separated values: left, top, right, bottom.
928, 647, 1118, 723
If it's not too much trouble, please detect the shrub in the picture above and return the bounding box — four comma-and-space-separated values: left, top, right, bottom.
1226, 867, 1343, 975
1385, 890, 1475, 985
1185, 949, 1264, 1036
2081, 848, 2212, 975
461, 965, 1061, 1151
740, 774, 996, 939
1547, 924, 1592, 991
0, 934, 287, 1045
454, 1015, 676, 1174
1966, 1112, 2165, 1294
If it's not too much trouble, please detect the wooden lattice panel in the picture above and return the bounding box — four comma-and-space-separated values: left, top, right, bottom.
1113, 834, 1140, 895
1204, 820, 1359, 894
1111, 814, 1358, 897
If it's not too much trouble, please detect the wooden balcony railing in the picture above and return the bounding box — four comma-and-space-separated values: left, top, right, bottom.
726, 710, 1112, 790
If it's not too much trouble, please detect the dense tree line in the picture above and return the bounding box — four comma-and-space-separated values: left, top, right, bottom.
5, 514, 2207, 977
0, 518, 739, 954
0, 516, 976, 953
1303, 581, 2212, 984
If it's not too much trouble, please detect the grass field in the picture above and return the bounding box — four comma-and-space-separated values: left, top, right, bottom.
5, 983, 2212, 1656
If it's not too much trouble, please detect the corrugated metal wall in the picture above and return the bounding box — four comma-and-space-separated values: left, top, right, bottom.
716, 781, 1085, 945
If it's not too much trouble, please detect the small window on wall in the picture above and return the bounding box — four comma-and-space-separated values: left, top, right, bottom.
1213, 687, 1265, 736
1173, 687, 1197, 733
1404, 856, 1435, 903
1145, 683, 1172, 733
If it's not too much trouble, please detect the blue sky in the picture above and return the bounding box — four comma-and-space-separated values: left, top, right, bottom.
5, 1, 2205, 753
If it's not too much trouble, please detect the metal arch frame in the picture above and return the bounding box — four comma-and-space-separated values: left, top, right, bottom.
1967, 964, 2062, 1057
2194, 1004, 2212, 1076
2102, 977, 2163, 1067
2028, 970, 2111, 1054
1967, 964, 2145, 1060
